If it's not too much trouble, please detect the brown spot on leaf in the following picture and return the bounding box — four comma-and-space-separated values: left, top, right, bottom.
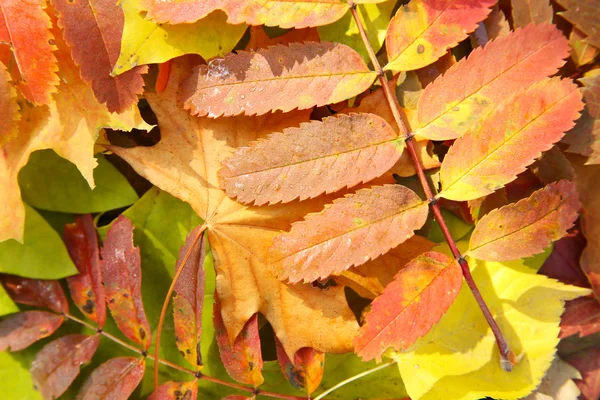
417, 44, 425, 54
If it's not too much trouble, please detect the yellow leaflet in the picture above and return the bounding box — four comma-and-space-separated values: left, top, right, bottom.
114, 0, 247, 75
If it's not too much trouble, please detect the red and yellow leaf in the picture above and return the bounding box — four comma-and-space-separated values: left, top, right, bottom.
181, 42, 377, 117
0, 275, 68, 314
511, 0, 553, 28
219, 113, 402, 205
214, 296, 263, 387
560, 295, 600, 339
439, 78, 583, 201
52, 0, 147, 113
147, 380, 198, 400
100, 215, 151, 350
0, 0, 58, 104
275, 338, 324, 395
468, 181, 581, 261
270, 185, 429, 283
77, 357, 145, 400
384, 0, 496, 71
30, 334, 100, 399
173, 227, 206, 369
556, 0, 600, 49
0, 311, 63, 351
355, 251, 462, 361
417, 24, 570, 140
64, 215, 106, 327
0, 63, 18, 145
140, 0, 355, 28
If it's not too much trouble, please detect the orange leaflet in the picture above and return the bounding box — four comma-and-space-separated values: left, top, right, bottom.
219, 113, 402, 206
140, 0, 351, 28
0, 310, 63, 351
417, 24, 570, 140
0, 0, 58, 104
468, 181, 581, 261
77, 357, 145, 400
214, 295, 264, 387
439, 78, 583, 201
0, 63, 18, 145
511, 0, 553, 28
245, 26, 320, 50
275, 338, 324, 396
0, 275, 68, 314
555, 0, 600, 49
172, 227, 206, 369
147, 380, 198, 400
52, 0, 147, 113
181, 42, 377, 117
31, 334, 101, 399
355, 251, 462, 361
270, 185, 429, 283
560, 296, 600, 339
384, 0, 495, 71
100, 215, 151, 350
64, 215, 106, 327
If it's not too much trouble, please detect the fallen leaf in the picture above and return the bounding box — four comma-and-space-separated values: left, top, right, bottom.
467, 189, 508, 224
181, 42, 377, 117
555, 0, 600, 48
560, 295, 600, 339
245, 26, 319, 51
76, 356, 145, 400
511, 0, 553, 28
539, 230, 590, 288
0, 311, 63, 352
30, 334, 100, 400
531, 147, 576, 185
469, 4, 510, 48
566, 347, 600, 400
0, 275, 68, 314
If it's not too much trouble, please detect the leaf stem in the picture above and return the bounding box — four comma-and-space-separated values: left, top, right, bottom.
348, 1, 513, 371
63, 312, 305, 399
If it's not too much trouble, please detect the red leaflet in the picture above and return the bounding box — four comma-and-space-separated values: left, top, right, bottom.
52, 0, 147, 113
100, 215, 151, 349
0, 0, 58, 104
64, 215, 106, 327
539, 231, 590, 288
77, 357, 145, 400
560, 296, 600, 339
214, 296, 263, 387
0, 275, 68, 314
30, 334, 100, 399
567, 348, 600, 400
355, 252, 462, 361
0, 311, 63, 351
147, 380, 198, 400
275, 338, 324, 396
173, 227, 206, 369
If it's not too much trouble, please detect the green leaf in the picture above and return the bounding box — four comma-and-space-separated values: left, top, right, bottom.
0, 285, 19, 317
19, 150, 138, 214
0, 205, 77, 279
318, 3, 396, 63
0, 351, 43, 400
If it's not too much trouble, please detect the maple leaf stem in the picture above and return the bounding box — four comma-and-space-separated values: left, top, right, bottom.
63, 312, 307, 400
348, 2, 514, 371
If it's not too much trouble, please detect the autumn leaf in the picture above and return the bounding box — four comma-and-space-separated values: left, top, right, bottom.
569, 28, 599, 67
555, 0, 600, 48
0, 275, 68, 314
219, 113, 402, 205
214, 296, 263, 387
0, 0, 58, 104
467, 189, 508, 224
560, 295, 600, 339
109, 56, 359, 362
0, 63, 18, 145
63, 215, 106, 327
416, 23, 570, 140
100, 215, 151, 350
114, 0, 246, 76
181, 42, 377, 117
275, 338, 325, 395
469, 4, 510, 48
439, 78, 583, 201
355, 251, 462, 361
77, 357, 145, 400
566, 348, 600, 400
147, 380, 198, 400
246, 26, 320, 51
384, 0, 496, 72
172, 227, 206, 369
270, 185, 429, 283
30, 334, 100, 400
539, 230, 590, 288
52, 0, 147, 113
523, 358, 582, 400
467, 181, 581, 261
0, 311, 63, 352
512, 0, 553, 28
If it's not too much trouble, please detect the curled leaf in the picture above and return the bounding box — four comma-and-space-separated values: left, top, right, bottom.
76, 356, 145, 400
0, 311, 63, 352
0, 275, 68, 314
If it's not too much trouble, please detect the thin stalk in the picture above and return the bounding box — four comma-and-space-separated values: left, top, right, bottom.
313, 361, 396, 400
63, 312, 305, 400
348, 2, 513, 371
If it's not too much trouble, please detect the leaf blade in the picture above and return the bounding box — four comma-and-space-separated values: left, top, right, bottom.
0, 311, 63, 352
76, 357, 145, 400
275, 338, 325, 396
147, 380, 198, 400
0, 275, 68, 314
219, 113, 402, 205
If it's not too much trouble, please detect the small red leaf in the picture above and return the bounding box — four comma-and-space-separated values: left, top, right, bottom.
275, 338, 324, 396
539, 230, 590, 288
560, 296, 600, 339
173, 227, 206, 368
30, 334, 100, 399
567, 348, 600, 400
214, 295, 263, 387
355, 251, 462, 361
64, 215, 106, 327
0, 275, 68, 314
77, 357, 145, 400
0, 311, 63, 351
101, 215, 151, 349
147, 380, 198, 400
